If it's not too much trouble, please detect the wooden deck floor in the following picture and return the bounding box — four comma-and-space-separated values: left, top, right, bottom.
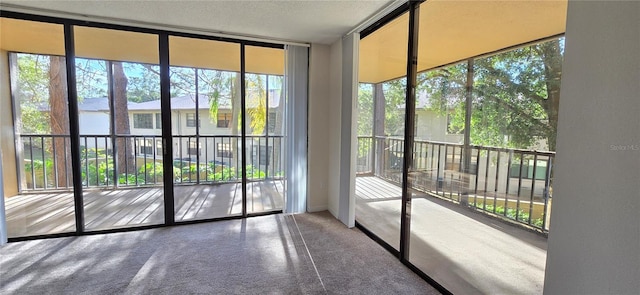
4, 180, 284, 238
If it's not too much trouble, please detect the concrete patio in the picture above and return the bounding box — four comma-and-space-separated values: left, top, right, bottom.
355, 176, 547, 295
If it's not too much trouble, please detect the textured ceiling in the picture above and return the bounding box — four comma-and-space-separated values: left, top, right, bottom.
0, 0, 393, 45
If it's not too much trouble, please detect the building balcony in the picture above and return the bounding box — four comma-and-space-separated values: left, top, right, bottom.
5, 134, 284, 238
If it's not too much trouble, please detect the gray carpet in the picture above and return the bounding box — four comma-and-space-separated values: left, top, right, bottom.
0, 211, 439, 294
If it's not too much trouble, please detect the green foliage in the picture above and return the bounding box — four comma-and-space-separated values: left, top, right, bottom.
75, 58, 108, 100
16, 54, 51, 134
207, 166, 238, 182
470, 202, 544, 228
124, 63, 160, 102
138, 162, 164, 182
357, 84, 373, 136
358, 38, 564, 151
247, 74, 267, 134
383, 79, 407, 136
24, 158, 55, 188
245, 165, 265, 179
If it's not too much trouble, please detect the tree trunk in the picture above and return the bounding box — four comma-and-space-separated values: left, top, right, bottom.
230, 74, 242, 178
49, 56, 71, 188
540, 39, 563, 151
112, 62, 136, 175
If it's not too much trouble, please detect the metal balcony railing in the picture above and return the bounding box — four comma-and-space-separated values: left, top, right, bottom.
357, 135, 554, 232
18, 134, 284, 191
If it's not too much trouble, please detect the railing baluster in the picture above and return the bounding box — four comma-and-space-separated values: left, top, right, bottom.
41, 135, 47, 189
516, 152, 524, 221
449, 145, 454, 199
529, 154, 539, 225
204, 136, 208, 182
483, 149, 490, 211
52, 135, 59, 189
64, 137, 70, 189
134, 136, 139, 186
95, 136, 99, 186
458, 145, 463, 199
436, 143, 442, 195
494, 150, 500, 214
105, 137, 109, 187
474, 148, 481, 205
505, 150, 513, 217
143, 136, 148, 185
84, 136, 88, 187
28, 137, 34, 189
542, 157, 553, 231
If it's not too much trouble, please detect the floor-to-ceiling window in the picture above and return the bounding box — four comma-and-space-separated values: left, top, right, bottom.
1, 12, 290, 240
1, 18, 76, 237
355, 11, 409, 251
244, 45, 285, 214
73, 26, 164, 231
355, 1, 566, 294
168, 36, 244, 221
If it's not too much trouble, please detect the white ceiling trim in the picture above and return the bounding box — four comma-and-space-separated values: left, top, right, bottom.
345, 0, 407, 37
0, 3, 311, 47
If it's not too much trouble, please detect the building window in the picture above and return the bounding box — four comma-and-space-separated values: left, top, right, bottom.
217, 143, 232, 158
139, 139, 154, 155
186, 113, 200, 128
217, 113, 231, 128
261, 146, 271, 166
155, 113, 162, 129
267, 111, 277, 134
156, 139, 163, 156
133, 114, 153, 129
188, 141, 200, 156
253, 145, 271, 166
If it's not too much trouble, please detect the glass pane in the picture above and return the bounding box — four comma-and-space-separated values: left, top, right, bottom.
406, 2, 562, 292
1, 18, 76, 237
355, 12, 409, 250
74, 26, 163, 231
169, 36, 243, 221
244, 46, 285, 214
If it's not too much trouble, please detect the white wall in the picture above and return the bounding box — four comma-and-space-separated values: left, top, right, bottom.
543, 1, 640, 294
415, 109, 463, 143
327, 38, 343, 217
307, 43, 331, 212
79, 112, 110, 135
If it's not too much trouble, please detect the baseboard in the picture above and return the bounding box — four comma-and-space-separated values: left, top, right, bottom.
307, 204, 328, 212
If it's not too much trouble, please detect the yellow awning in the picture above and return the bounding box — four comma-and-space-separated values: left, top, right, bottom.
359, 0, 568, 84
0, 18, 284, 75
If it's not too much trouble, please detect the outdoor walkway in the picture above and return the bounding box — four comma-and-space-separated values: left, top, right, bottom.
4, 180, 284, 238
355, 176, 548, 295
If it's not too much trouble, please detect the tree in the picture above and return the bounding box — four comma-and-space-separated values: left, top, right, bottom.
49, 56, 71, 188
246, 74, 267, 135
16, 54, 50, 134
112, 61, 136, 175
419, 37, 564, 151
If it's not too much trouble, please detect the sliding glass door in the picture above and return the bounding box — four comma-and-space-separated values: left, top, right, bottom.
355, 1, 565, 294
168, 36, 244, 221
355, 12, 409, 251
244, 46, 286, 214
74, 26, 164, 231
1, 12, 288, 240
2, 18, 76, 237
